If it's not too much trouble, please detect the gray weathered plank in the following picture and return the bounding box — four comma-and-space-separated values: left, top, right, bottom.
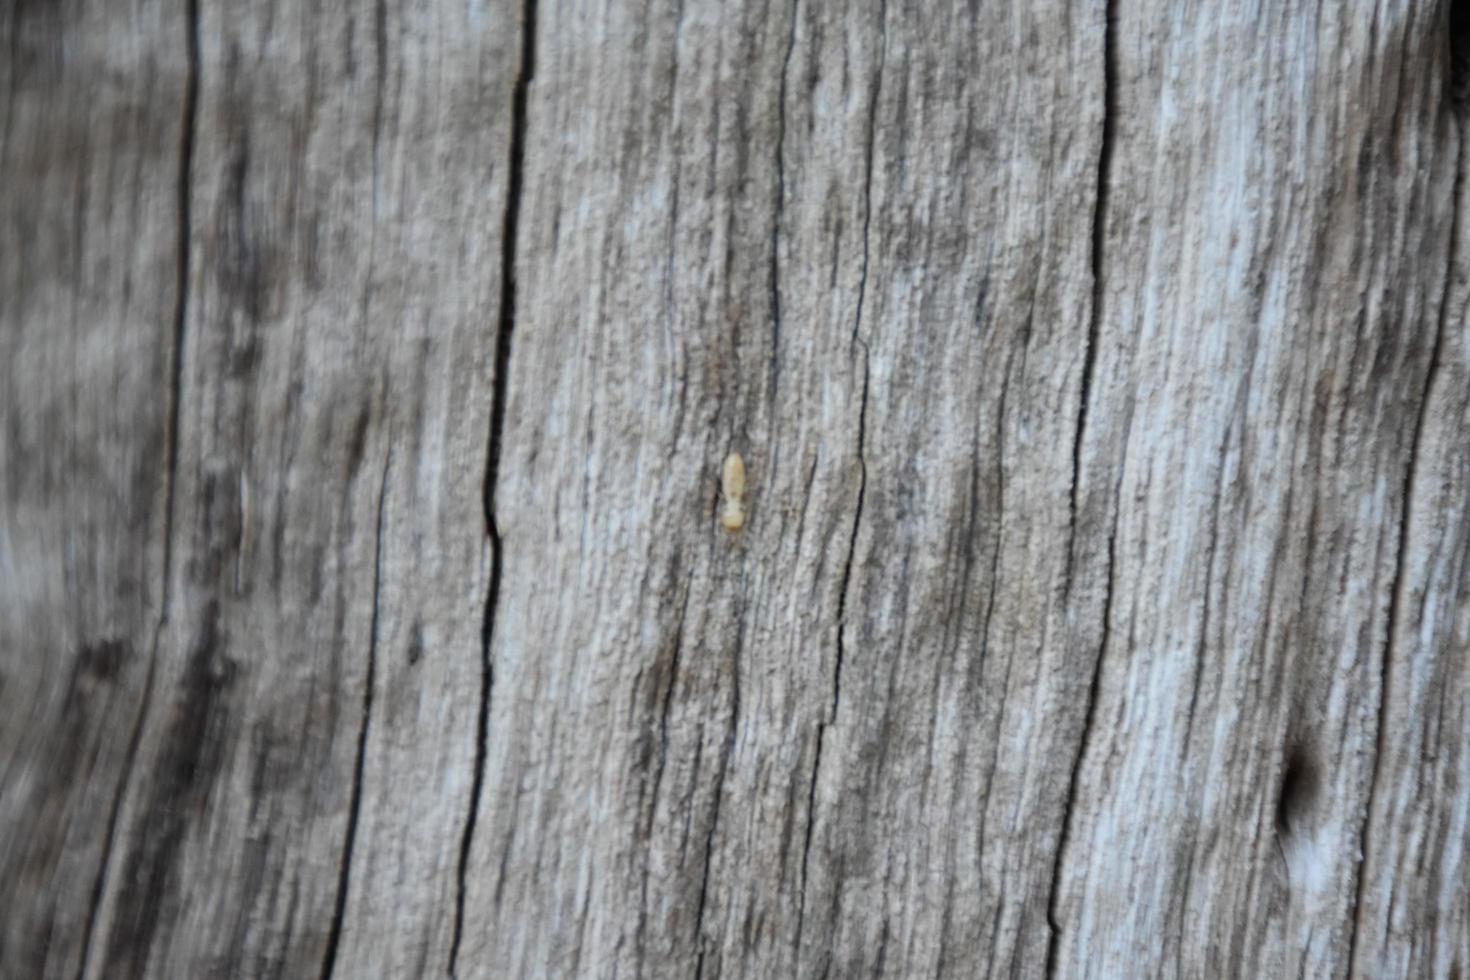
4, 1, 519, 977
457, 0, 1108, 976
7, 1, 1470, 978
1, 2, 184, 976
80, 1, 520, 975
1051, 5, 1465, 977
1351, 65, 1470, 978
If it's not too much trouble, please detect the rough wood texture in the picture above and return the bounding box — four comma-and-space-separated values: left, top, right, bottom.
5, 1, 1470, 978
5, 0, 515, 976
2, 2, 184, 975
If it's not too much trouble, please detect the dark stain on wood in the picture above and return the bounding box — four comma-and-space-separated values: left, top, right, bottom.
1274, 742, 1320, 843
74, 639, 129, 690
406, 620, 424, 667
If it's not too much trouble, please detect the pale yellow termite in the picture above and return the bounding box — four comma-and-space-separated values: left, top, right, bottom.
720, 451, 746, 533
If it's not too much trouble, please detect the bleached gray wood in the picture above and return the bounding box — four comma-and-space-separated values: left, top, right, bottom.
6, 0, 1470, 978
1351, 63, 1470, 978
4, 0, 517, 977
1049, 6, 1465, 978
458, 0, 1110, 977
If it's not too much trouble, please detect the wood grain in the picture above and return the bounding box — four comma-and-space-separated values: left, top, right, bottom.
1051, 5, 1465, 978
1, 2, 184, 975
5, 1, 1470, 978
5, 0, 518, 976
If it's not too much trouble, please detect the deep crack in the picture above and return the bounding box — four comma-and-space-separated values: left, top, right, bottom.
448, 0, 537, 972
1046, 0, 1116, 972
1065, 0, 1118, 591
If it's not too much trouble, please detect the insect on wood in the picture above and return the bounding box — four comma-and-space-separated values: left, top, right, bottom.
720, 451, 746, 533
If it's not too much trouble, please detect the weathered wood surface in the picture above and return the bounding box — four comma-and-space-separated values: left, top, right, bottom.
3, 2, 185, 975
4, 1, 1470, 978
4, 0, 515, 975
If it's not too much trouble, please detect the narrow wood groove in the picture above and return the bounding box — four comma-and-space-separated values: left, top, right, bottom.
1045, 503, 1120, 978
692, 720, 736, 980
1046, 0, 1116, 970
832, 0, 884, 734
73, 7, 200, 974
795, 8, 884, 955
1344, 103, 1464, 979
693, 609, 744, 979
319, 31, 394, 977
1182, 438, 1228, 757
320, 448, 392, 980
1065, 0, 1117, 588
74, 649, 158, 980
370, 0, 386, 199
850, 0, 884, 350
162, 0, 200, 606
635, 585, 693, 964
794, 721, 825, 951
448, 0, 536, 971
795, 341, 868, 952
770, 0, 797, 394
